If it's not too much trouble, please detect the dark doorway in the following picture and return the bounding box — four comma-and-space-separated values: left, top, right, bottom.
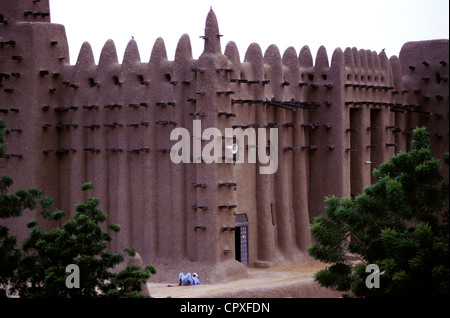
370, 109, 382, 184
234, 213, 249, 266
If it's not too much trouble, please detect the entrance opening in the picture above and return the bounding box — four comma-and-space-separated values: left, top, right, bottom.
234, 213, 249, 266
370, 109, 382, 184
350, 108, 363, 196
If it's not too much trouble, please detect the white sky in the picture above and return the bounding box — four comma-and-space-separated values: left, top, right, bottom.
50, 0, 449, 65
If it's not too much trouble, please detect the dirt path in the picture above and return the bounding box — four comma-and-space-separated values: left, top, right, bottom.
147, 260, 341, 298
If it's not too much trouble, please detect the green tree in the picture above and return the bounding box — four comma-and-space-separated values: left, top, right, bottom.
0, 119, 46, 297
0, 119, 156, 297
0, 177, 44, 298
308, 127, 449, 297
13, 182, 157, 298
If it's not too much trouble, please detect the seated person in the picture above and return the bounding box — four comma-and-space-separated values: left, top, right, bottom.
192, 273, 201, 285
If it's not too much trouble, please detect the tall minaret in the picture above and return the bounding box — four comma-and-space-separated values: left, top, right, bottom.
194, 9, 247, 278
0, 0, 70, 237
201, 8, 222, 56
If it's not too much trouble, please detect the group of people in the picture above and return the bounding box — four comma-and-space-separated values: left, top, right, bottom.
178, 272, 201, 286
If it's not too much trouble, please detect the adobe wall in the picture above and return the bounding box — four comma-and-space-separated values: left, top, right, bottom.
0, 0, 68, 237
1, 1, 448, 283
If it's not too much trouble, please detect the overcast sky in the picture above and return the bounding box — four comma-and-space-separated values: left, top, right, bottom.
50, 0, 449, 65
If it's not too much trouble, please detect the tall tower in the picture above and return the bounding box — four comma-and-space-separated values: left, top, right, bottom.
191, 8, 248, 279
0, 0, 70, 237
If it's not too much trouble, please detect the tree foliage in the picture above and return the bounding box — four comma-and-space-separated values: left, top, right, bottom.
308, 127, 449, 297
0, 119, 156, 297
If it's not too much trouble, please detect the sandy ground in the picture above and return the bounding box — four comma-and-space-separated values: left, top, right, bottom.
147, 260, 342, 298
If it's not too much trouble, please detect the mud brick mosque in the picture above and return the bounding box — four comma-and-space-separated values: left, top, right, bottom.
0, 0, 448, 282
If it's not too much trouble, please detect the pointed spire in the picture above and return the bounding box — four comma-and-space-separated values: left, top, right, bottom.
366, 49, 374, 71
149, 37, 168, 64
330, 47, 344, 70
352, 47, 361, 71
244, 43, 264, 81
282, 47, 300, 82
202, 8, 221, 54
98, 39, 119, 68
74, 42, 96, 83
244, 42, 263, 63
264, 44, 282, 65
224, 41, 240, 64
389, 55, 403, 89
75, 42, 95, 67
122, 39, 141, 66
315, 45, 329, 69
344, 47, 355, 69
299, 45, 313, 68
359, 49, 368, 73
264, 44, 283, 93
282, 46, 299, 70
175, 34, 193, 62
373, 51, 381, 71
379, 50, 391, 80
